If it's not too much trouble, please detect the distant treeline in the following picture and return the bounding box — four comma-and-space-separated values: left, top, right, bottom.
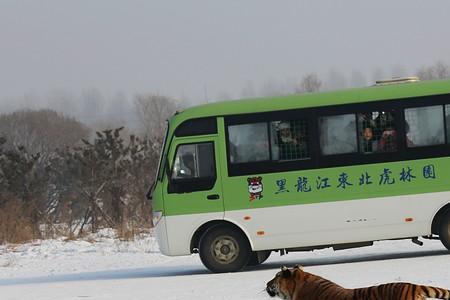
1, 62, 449, 126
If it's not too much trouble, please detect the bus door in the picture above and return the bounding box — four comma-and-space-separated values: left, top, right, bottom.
163, 136, 224, 250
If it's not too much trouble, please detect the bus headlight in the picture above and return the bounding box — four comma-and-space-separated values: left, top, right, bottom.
152, 210, 163, 226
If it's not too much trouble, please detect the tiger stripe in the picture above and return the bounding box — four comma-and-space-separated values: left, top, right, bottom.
266, 266, 450, 300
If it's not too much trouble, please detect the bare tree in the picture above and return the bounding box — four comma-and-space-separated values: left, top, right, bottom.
295, 73, 322, 93
416, 61, 450, 80
0, 109, 90, 156
134, 94, 180, 145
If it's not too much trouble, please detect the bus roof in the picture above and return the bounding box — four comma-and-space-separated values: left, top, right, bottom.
171, 79, 450, 126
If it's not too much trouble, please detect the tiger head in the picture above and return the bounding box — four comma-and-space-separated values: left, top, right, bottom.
266, 266, 303, 300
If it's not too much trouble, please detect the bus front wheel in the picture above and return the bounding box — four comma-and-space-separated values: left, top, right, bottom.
199, 225, 251, 273
439, 209, 450, 251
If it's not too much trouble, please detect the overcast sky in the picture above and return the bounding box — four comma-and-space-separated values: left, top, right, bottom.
1, 0, 450, 104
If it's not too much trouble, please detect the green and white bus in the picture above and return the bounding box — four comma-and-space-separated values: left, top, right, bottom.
148, 78, 450, 273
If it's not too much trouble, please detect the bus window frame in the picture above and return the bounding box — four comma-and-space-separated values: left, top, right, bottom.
315, 98, 405, 168
224, 93, 450, 177
174, 117, 218, 137
159, 117, 218, 182
400, 98, 450, 160
167, 141, 218, 194
404, 104, 446, 148
225, 108, 317, 177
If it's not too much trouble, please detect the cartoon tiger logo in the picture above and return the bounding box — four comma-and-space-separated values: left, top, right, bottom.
266, 266, 450, 300
247, 176, 263, 201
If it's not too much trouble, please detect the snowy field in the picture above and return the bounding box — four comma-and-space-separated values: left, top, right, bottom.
1, 230, 449, 300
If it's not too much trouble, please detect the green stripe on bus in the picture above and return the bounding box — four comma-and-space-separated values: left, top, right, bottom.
163, 157, 448, 216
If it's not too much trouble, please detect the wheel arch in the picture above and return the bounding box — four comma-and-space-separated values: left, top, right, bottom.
190, 219, 253, 253
431, 202, 450, 234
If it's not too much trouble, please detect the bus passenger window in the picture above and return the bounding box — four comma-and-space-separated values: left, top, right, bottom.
358, 111, 397, 153
172, 143, 215, 180
228, 123, 269, 163
270, 120, 309, 160
405, 105, 445, 147
445, 105, 450, 143
319, 114, 357, 155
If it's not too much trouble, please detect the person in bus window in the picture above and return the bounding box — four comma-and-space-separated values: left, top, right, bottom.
278, 122, 297, 159
279, 122, 298, 144
360, 112, 376, 153
376, 111, 397, 152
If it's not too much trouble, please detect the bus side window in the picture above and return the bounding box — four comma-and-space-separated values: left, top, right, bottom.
171, 143, 215, 180
270, 120, 310, 161
446, 104, 450, 143
228, 123, 269, 163
169, 142, 216, 193
358, 110, 397, 153
405, 105, 445, 147
319, 114, 357, 155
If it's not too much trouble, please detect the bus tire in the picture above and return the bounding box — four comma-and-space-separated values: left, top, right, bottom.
247, 250, 271, 267
439, 209, 450, 251
199, 225, 251, 273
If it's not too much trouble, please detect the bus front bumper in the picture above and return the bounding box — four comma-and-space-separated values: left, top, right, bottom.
154, 216, 170, 255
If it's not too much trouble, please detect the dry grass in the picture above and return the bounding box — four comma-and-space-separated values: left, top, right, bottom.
0, 198, 152, 245
0, 200, 36, 244
116, 220, 139, 241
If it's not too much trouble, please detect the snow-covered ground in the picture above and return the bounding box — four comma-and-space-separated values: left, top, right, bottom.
0, 230, 449, 300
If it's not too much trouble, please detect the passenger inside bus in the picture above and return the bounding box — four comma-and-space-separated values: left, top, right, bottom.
377, 111, 397, 152
360, 112, 376, 153
276, 121, 308, 160
359, 111, 397, 153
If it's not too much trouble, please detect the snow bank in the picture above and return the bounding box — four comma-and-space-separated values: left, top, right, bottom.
0, 229, 167, 279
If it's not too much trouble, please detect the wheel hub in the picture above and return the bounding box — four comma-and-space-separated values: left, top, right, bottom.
220, 245, 231, 255
211, 236, 239, 264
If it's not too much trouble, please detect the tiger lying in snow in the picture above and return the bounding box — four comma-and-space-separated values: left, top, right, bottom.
266, 266, 450, 300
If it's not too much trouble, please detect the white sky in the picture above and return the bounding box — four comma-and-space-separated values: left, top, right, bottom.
1, 0, 450, 103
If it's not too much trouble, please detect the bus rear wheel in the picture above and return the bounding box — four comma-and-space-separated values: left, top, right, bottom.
439, 209, 450, 250
199, 225, 251, 273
